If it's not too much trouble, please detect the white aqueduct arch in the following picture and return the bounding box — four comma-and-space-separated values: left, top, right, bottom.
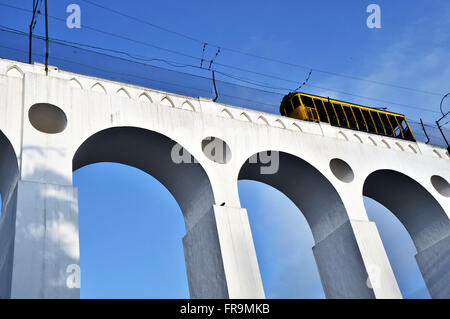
363, 169, 450, 298
238, 150, 375, 298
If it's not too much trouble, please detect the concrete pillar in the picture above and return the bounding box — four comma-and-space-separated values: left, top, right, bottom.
9, 186, 263, 299
312, 219, 401, 299
10, 181, 80, 298
0, 131, 19, 299
348, 219, 403, 299
183, 206, 228, 298
213, 206, 265, 298
0, 186, 18, 299
312, 220, 370, 299
183, 205, 265, 299
416, 234, 450, 298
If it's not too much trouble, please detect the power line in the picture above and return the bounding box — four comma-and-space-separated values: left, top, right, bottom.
0, 25, 441, 115
0, 3, 203, 62
2, 25, 203, 69
215, 68, 440, 114
214, 70, 289, 91
2, 39, 448, 144
303, 83, 439, 114
1, 1, 444, 103
0, 25, 293, 94
79, 0, 204, 44
4, 2, 302, 85
0, 3, 316, 85
198, 65, 440, 114
77, 0, 443, 97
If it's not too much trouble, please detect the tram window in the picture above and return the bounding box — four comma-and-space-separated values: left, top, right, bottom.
301, 95, 315, 108
292, 95, 301, 109
361, 109, 376, 133
343, 105, 358, 130
281, 100, 292, 114
314, 99, 329, 123
324, 101, 338, 126
403, 124, 414, 140
353, 107, 367, 131
379, 113, 394, 136
370, 111, 385, 135
396, 117, 405, 129
285, 105, 292, 115
397, 117, 414, 141
333, 104, 349, 128
393, 125, 402, 137
389, 115, 402, 138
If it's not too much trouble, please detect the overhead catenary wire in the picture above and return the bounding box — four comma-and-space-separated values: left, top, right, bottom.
1, 36, 448, 146
0, 2, 448, 144
0, 25, 442, 116
214, 70, 290, 91
0, 3, 203, 62
78, 0, 205, 44
0, 35, 279, 110
0, 1, 444, 100
207, 68, 440, 114
77, 0, 443, 97
0, 25, 204, 70
0, 2, 311, 85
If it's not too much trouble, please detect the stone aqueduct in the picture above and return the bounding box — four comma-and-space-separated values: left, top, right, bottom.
0, 58, 449, 299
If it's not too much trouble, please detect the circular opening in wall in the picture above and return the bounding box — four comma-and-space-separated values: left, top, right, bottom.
431, 175, 450, 197
329, 158, 354, 183
28, 103, 67, 134
201, 136, 231, 164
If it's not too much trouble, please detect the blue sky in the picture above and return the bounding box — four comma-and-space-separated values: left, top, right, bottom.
1, 0, 449, 298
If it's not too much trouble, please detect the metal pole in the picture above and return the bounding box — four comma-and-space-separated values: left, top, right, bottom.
29, 0, 38, 64
44, 0, 48, 75
435, 92, 450, 153
212, 70, 218, 102
436, 120, 450, 154
29, 24, 32, 64
419, 118, 430, 144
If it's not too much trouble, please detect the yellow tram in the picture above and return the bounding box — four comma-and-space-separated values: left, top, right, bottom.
280, 92, 416, 142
